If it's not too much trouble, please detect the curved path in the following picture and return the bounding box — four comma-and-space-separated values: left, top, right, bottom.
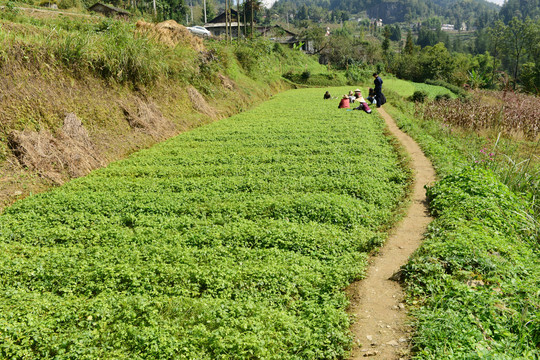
348, 107, 436, 359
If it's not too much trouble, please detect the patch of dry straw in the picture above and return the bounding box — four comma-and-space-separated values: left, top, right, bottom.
135, 20, 205, 51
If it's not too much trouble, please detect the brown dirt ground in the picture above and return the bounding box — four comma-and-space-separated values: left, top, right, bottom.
347, 107, 436, 359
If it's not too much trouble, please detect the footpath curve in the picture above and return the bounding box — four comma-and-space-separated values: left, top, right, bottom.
348, 107, 436, 359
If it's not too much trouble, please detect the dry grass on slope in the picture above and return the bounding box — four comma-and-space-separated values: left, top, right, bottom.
135, 20, 205, 51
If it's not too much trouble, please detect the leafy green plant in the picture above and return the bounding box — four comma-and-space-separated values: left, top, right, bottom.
467, 68, 489, 89
292, 41, 304, 50
409, 90, 428, 103
0, 88, 410, 359
403, 167, 539, 358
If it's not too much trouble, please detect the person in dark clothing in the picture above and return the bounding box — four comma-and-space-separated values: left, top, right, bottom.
367, 88, 376, 105
323, 91, 331, 99
372, 73, 386, 107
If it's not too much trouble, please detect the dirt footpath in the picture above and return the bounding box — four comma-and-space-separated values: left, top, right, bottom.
348, 107, 436, 359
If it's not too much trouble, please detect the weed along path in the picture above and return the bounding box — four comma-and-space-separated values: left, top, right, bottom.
348, 107, 436, 359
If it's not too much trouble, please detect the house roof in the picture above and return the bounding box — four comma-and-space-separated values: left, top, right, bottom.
207, 9, 239, 23
204, 22, 245, 28
88, 2, 130, 16
258, 25, 297, 37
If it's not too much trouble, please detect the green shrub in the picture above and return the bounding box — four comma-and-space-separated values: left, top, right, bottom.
434, 93, 451, 101
409, 90, 428, 103
345, 64, 373, 84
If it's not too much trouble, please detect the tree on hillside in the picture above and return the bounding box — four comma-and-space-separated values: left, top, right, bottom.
308, 5, 327, 22
499, 0, 540, 23
200, 0, 215, 22
504, 17, 529, 88
299, 24, 327, 53
404, 29, 414, 54
158, 0, 188, 22
423, 16, 441, 30
242, 0, 262, 36
382, 25, 391, 57
487, 20, 506, 86
297, 4, 309, 20
417, 27, 438, 47
419, 42, 455, 82
520, 18, 540, 93
474, 52, 497, 88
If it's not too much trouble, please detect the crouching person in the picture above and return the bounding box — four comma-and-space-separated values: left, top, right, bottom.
338, 95, 350, 108
352, 91, 372, 114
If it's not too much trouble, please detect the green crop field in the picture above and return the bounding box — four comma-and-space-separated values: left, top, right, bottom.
0, 88, 409, 359
383, 78, 457, 99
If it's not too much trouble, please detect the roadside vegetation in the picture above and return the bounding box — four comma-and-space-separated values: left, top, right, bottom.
386, 84, 540, 358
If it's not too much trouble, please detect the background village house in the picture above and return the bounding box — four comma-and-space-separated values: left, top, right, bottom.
204, 9, 245, 37
88, 2, 131, 18
205, 11, 313, 52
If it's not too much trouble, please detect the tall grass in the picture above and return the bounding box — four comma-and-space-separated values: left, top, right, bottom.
1, 12, 337, 90
96, 22, 172, 84
52, 21, 179, 84
488, 136, 540, 219
0, 15, 177, 85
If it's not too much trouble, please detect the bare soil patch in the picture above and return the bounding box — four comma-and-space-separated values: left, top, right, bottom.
348, 107, 436, 359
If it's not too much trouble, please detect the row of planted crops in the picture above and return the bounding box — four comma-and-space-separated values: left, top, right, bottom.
0, 88, 409, 358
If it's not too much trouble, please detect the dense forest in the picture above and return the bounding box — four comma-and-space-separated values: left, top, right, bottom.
270, 0, 499, 26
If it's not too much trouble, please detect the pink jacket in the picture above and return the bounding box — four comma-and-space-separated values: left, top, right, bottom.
338, 98, 350, 108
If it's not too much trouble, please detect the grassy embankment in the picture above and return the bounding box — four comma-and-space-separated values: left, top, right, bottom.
0, 7, 345, 210
385, 79, 539, 358
0, 87, 410, 358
